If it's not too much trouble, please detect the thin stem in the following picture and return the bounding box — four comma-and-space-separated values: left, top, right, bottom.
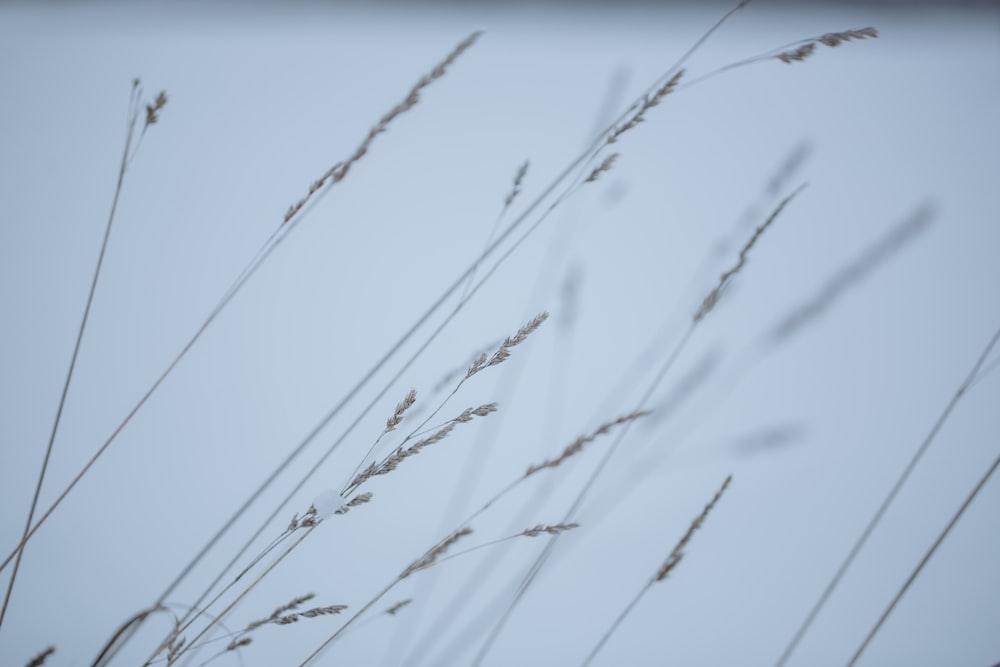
298, 578, 397, 666
469, 324, 695, 667
142, 0, 761, 626
119, 5, 819, 659
0, 30, 481, 581
302, 418, 625, 665
168, 528, 296, 649
343, 375, 467, 497
847, 450, 1000, 667
0, 81, 141, 631
160, 527, 315, 666
581, 581, 653, 667
774, 325, 1000, 667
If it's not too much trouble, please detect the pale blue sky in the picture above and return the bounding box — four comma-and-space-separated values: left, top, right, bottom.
1, 2, 998, 666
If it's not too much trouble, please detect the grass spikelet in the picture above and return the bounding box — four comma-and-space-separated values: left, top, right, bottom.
818, 27, 879, 47
386, 599, 412, 616
301, 605, 348, 619
431, 341, 501, 394
226, 637, 252, 651
465, 352, 488, 379
144, 91, 167, 127
274, 605, 347, 624
487, 312, 549, 369
221, 595, 344, 660
777, 27, 878, 65
694, 184, 806, 322
524, 411, 650, 477
247, 593, 316, 631
377, 423, 455, 474
777, 43, 816, 64
521, 523, 580, 537
283, 30, 483, 224
454, 403, 498, 423
347, 402, 495, 492
384, 389, 417, 434
608, 70, 685, 144
334, 491, 373, 515
582, 475, 732, 666
585, 153, 619, 183
402, 527, 474, 578
25, 647, 55, 667
467, 312, 549, 378
297, 506, 321, 529
655, 475, 732, 581
504, 161, 530, 208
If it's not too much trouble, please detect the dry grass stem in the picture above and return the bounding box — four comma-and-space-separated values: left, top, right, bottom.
655, 475, 732, 581
165, 527, 316, 665
521, 523, 579, 537
585, 153, 619, 183
774, 325, 1000, 667
847, 451, 1000, 667
524, 411, 650, 477
11, 7, 915, 666
0, 77, 172, 633
402, 528, 474, 578
25, 647, 55, 667
694, 184, 806, 322
283, 30, 483, 224
165, 636, 185, 665
608, 70, 685, 144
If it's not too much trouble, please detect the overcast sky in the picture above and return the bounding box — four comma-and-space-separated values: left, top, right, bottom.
1, 2, 999, 666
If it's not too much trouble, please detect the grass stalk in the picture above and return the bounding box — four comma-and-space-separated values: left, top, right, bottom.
847, 450, 1000, 667
300, 414, 644, 665
470, 179, 799, 664
0, 5, 925, 666
774, 325, 1000, 667
1, 80, 163, 628
0, 29, 482, 584
582, 475, 731, 666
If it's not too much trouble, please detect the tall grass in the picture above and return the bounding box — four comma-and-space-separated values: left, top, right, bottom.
1, 2, 998, 666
